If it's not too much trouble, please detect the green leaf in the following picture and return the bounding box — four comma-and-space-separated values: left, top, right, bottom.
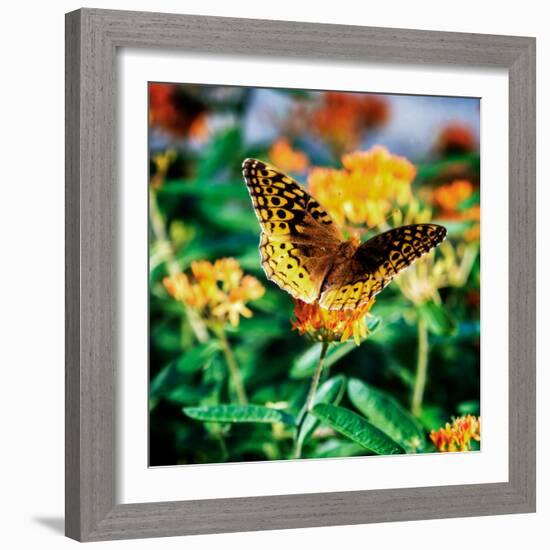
347, 378, 425, 452
196, 127, 242, 178
160, 178, 249, 201
197, 202, 259, 233
296, 375, 346, 451
311, 404, 405, 455
175, 233, 258, 270
290, 342, 356, 379
418, 300, 458, 336
183, 404, 296, 426
175, 341, 222, 373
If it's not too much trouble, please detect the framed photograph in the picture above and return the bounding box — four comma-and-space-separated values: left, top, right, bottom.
65, 8, 536, 542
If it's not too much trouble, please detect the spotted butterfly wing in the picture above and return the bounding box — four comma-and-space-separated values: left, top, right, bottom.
242, 158, 447, 310
242, 158, 343, 303
319, 224, 447, 310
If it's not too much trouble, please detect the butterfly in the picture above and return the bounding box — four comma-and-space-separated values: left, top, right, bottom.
242, 158, 447, 311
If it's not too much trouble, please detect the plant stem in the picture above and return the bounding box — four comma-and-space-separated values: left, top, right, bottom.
293, 341, 330, 459
215, 432, 228, 461
305, 341, 329, 414
292, 433, 304, 461
217, 328, 248, 405
411, 315, 429, 417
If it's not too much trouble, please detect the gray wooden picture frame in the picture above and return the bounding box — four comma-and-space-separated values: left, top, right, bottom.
65, 8, 536, 542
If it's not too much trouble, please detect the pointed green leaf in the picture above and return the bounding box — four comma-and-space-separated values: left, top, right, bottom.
347, 378, 425, 452
296, 375, 346, 451
311, 403, 404, 455
183, 404, 295, 426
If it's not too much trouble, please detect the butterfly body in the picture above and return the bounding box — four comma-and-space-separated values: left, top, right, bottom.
242, 158, 447, 310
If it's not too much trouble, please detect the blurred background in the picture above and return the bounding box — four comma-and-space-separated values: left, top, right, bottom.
148, 83, 481, 466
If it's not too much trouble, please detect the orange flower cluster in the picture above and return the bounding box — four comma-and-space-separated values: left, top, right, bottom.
433, 179, 473, 214
292, 299, 376, 346
432, 179, 480, 242
430, 415, 481, 452
311, 92, 389, 152
436, 123, 477, 156
308, 146, 416, 228
163, 258, 265, 327
149, 83, 208, 140
268, 138, 309, 174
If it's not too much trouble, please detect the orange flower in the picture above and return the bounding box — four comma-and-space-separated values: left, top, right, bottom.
430, 415, 481, 452
311, 92, 389, 152
292, 298, 376, 345
268, 138, 309, 173
211, 291, 253, 328
432, 180, 480, 242
213, 258, 243, 291
163, 258, 265, 327
163, 273, 209, 310
436, 123, 477, 156
239, 275, 266, 300
308, 146, 415, 228
433, 180, 474, 214
188, 114, 209, 141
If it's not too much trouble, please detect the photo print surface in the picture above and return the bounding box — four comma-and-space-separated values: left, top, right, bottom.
148, 83, 481, 466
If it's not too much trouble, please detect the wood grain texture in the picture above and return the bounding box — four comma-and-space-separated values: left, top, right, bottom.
66, 8, 117, 540
65, 10, 81, 540
65, 7, 536, 542
507, 40, 536, 509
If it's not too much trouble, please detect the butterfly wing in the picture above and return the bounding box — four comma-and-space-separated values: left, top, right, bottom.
242, 158, 343, 303
319, 224, 447, 310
